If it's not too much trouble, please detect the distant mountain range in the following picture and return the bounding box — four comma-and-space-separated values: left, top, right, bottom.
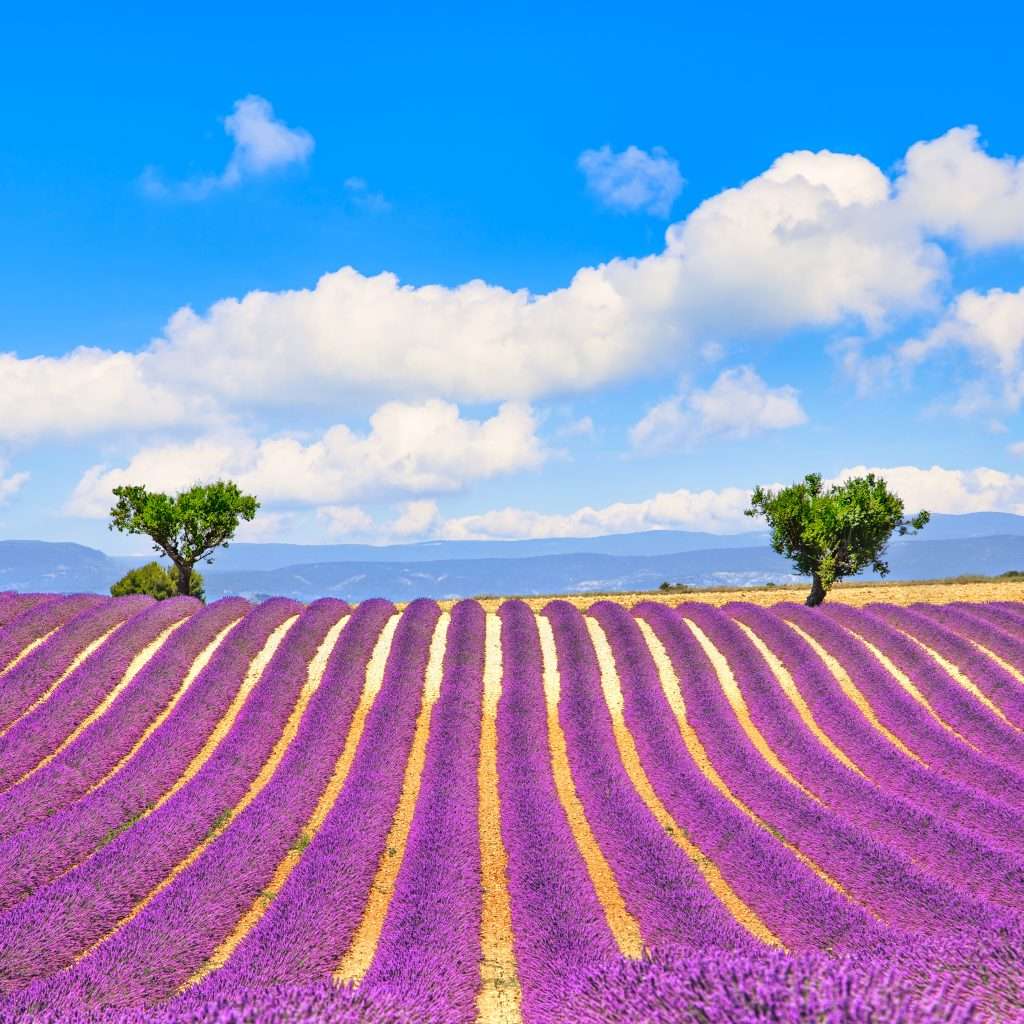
2, 512, 1024, 601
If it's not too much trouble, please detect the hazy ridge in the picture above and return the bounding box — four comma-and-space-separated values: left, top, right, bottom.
2, 512, 1023, 600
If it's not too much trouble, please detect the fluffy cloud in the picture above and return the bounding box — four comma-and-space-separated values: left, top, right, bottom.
316, 505, 375, 538
343, 462, 1024, 543
556, 416, 595, 438
832, 464, 1024, 515
829, 337, 900, 399
0, 462, 28, 505
387, 500, 443, 538
7, 126, 1024, 445
897, 126, 1024, 249
430, 486, 761, 540
898, 286, 1024, 413
66, 400, 548, 517
630, 366, 806, 450
578, 144, 684, 216
344, 176, 391, 213
0, 348, 191, 442
111, 138, 955, 410
235, 510, 297, 542
143, 95, 313, 200
663, 147, 943, 336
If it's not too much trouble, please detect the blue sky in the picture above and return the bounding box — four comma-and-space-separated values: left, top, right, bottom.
2, 2, 1024, 552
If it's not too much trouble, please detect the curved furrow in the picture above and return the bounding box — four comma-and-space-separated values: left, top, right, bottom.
969, 602, 1024, 632
335, 610, 450, 985
0, 594, 49, 631
777, 603, 1024, 812
544, 601, 760, 953
0, 599, 248, 843
695, 604, 1024, 914
653, 602, 1011, 935
0, 599, 300, 913
476, 612, 523, 1024
915, 603, 1024, 682
535, 611, 643, 958
629, 608, 858, 920
585, 611, 780, 948
0, 598, 200, 794
592, 601, 881, 953
0, 597, 150, 736
10, 601, 355, 1014
0, 596, 104, 686
354, 601, 487, 1024
174, 601, 394, 990
730, 604, 1024, 859
494, 600, 620, 1024
869, 604, 1024, 730
0, 597, 95, 674
826, 605, 1024, 774
173, 600, 435, 995
0, 599, 332, 993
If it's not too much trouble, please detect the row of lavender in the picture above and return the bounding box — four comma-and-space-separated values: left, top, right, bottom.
0, 592, 1022, 1022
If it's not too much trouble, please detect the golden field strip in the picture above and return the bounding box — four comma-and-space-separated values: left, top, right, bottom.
423, 577, 1024, 612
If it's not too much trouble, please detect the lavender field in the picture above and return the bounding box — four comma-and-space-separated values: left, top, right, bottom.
0, 590, 1023, 1022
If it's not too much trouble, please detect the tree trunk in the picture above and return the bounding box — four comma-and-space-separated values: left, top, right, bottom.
177, 563, 193, 597
806, 572, 826, 607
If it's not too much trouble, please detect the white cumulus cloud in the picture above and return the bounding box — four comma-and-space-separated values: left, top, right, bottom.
344, 176, 391, 213
347, 463, 1024, 543
66, 400, 548, 517
897, 126, 1024, 249
316, 505, 375, 538
6, 125, 1024, 446
898, 286, 1024, 413
831, 464, 1024, 515
142, 95, 313, 200
430, 486, 762, 540
0, 462, 29, 505
631, 366, 807, 450
0, 348, 193, 442
387, 500, 443, 538
578, 144, 684, 216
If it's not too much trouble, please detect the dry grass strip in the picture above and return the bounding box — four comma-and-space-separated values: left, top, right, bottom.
476, 613, 523, 1024
966, 639, 1024, 689
334, 612, 450, 983
635, 618, 859, 907
0, 622, 126, 740
85, 617, 246, 798
894, 628, 1018, 731
148, 615, 299, 816
0, 626, 61, 677
683, 618, 820, 801
735, 621, 867, 778
585, 616, 781, 948
9, 619, 191, 790
183, 614, 408, 988
76, 613, 346, 962
782, 620, 926, 765
425, 582, 1024, 614
840, 626, 980, 751
535, 613, 644, 959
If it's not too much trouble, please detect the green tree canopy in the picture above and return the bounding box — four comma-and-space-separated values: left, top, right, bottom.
108, 480, 258, 597
745, 472, 929, 606
110, 561, 205, 601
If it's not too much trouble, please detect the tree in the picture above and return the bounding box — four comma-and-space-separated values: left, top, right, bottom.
110, 561, 205, 601
745, 472, 929, 607
108, 481, 259, 597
